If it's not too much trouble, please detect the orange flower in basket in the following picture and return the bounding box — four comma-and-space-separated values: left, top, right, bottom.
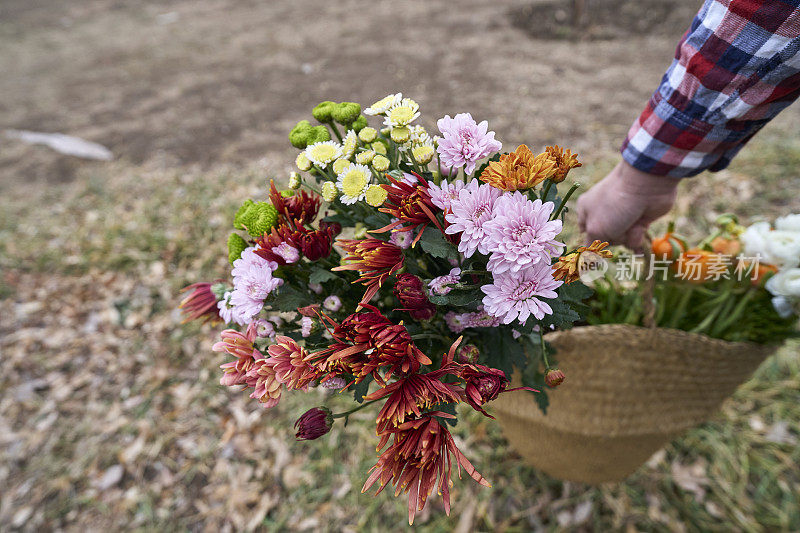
710, 236, 741, 256
545, 145, 582, 183
675, 249, 729, 283
479, 144, 557, 191
651, 232, 686, 261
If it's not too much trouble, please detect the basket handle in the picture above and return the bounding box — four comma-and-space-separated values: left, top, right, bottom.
641, 234, 657, 329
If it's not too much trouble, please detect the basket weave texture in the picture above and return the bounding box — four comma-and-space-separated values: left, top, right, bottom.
491, 324, 773, 484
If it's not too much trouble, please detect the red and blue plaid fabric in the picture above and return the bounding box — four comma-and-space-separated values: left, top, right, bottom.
622, 0, 800, 177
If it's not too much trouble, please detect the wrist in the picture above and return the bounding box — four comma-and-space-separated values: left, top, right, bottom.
614, 160, 680, 196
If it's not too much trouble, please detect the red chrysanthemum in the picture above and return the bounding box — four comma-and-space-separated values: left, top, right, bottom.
373, 173, 445, 247
269, 179, 320, 226
256, 222, 336, 264
362, 413, 490, 525
393, 273, 436, 321
310, 305, 432, 385
458, 363, 537, 418
266, 335, 320, 390
213, 323, 262, 387
333, 238, 404, 304
179, 282, 222, 324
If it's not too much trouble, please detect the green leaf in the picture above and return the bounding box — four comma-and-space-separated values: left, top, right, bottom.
350, 375, 373, 403
483, 328, 526, 378
419, 227, 458, 261
309, 267, 340, 285
434, 402, 458, 426
270, 284, 310, 312
521, 367, 549, 414
365, 213, 392, 229
427, 288, 483, 308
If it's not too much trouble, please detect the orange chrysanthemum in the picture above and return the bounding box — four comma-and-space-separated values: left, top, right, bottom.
545, 145, 582, 183
552, 240, 612, 283
478, 144, 556, 191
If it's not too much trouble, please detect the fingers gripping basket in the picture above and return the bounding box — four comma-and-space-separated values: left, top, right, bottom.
491, 324, 773, 484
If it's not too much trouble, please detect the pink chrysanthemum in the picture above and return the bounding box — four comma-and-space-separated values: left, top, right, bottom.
427, 179, 466, 212
271, 242, 300, 264
390, 229, 413, 249
444, 180, 502, 257
266, 335, 318, 390
481, 262, 563, 324
483, 193, 564, 275
300, 316, 313, 337
428, 268, 462, 296
229, 246, 283, 325
436, 113, 502, 175
213, 323, 261, 387
216, 291, 235, 324
462, 309, 503, 328
444, 311, 468, 333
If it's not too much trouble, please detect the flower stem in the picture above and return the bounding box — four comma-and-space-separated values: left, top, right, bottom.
551, 183, 580, 220
331, 398, 380, 419
460, 269, 488, 276
539, 329, 552, 369
327, 121, 343, 143
540, 179, 553, 201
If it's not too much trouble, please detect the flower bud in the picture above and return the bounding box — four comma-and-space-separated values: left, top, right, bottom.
333, 157, 350, 176
456, 344, 479, 363
365, 184, 388, 207
545, 368, 565, 388
372, 154, 390, 172
390, 126, 411, 144
332, 102, 362, 125
355, 150, 375, 165
296, 152, 312, 171
394, 273, 436, 321
295, 407, 334, 440
354, 222, 368, 239
288, 171, 302, 190
321, 181, 338, 202
411, 144, 435, 165
371, 141, 387, 155
358, 127, 378, 143
312, 101, 337, 122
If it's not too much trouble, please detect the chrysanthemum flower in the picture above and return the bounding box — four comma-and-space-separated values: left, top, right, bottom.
356, 150, 375, 165
323, 295, 342, 312
321, 180, 338, 202
394, 273, 436, 321
481, 262, 563, 324
305, 141, 342, 169
444, 179, 502, 257
365, 371, 462, 433
365, 184, 388, 207
336, 163, 372, 205
459, 363, 509, 418
552, 240, 612, 283
333, 238, 405, 304
383, 98, 420, 128
545, 145, 582, 183
371, 154, 390, 172
300, 316, 314, 337
461, 309, 503, 329
271, 242, 300, 264
389, 229, 413, 249
358, 126, 378, 143
296, 152, 312, 171
412, 144, 435, 165
427, 179, 466, 212
341, 130, 358, 159
436, 113, 502, 175
483, 193, 564, 275
362, 414, 490, 525
253, 318, 276, 339
333, 157, 350, 175
269, 180, 320, 226
229, 247, 283, 325
428, 268, 462, 296
213, 323, 261, 387
179, 282, 221, 324
374, 173, 444, 247
266, 335, 318, 390
295, 407, 334, 440
217, 291, 235, 324
444, 311, 468, 333
244, 358, 282, 408
479, 144, 556, 191
364, 93, 402, 116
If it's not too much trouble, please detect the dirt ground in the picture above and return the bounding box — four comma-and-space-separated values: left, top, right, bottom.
2, 0, 800, 531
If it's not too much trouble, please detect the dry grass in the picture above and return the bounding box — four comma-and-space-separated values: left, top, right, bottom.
2, 0, 800, 531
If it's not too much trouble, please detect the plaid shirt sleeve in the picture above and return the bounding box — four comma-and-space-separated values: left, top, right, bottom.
621, 0, 800, 178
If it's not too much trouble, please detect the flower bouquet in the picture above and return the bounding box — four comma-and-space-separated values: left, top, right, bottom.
180, 94, 590, 522
492, 213, 799, 484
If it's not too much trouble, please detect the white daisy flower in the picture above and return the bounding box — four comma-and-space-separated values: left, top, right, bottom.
336, 163, 372, 205
364, 93, 402, 116
383, 99, 421, 128
341, 130, 358, 159
305, 141, 342, 169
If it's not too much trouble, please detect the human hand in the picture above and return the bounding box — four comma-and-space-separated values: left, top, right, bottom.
576, 160, 678, 250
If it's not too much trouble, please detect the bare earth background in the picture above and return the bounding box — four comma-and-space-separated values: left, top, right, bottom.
1, 0, 799, 531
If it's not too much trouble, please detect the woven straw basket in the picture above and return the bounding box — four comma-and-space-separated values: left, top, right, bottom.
491, 324, 774, 484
